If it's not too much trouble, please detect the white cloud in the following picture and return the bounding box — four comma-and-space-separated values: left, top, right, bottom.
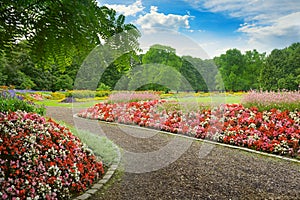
104, 0, 145, 16
135, 6, 191, 33
185, 0, 300, 54
238, 12, 300, 52
187, 0, 300, 23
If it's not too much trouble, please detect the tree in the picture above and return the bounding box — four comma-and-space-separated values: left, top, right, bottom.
54, 74, 73, 91
214, 48, 265, 91
243, 49, 265, 90
181, 56, 210, 92
142, 44, 182, 70
260, 43, 300, 91
214, 49, 246, 91
1, 0, 141, 91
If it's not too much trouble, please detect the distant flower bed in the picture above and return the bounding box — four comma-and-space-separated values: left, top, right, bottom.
0, 91, 45, 115
0, 111, 104, 199
78, 100, 300, 159
107, 91, 160, 103
242, 90, 300, 111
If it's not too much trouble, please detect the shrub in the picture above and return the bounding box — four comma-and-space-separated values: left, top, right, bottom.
95, 90, 111, 98
0, 97, 45, 115
50, 92, 66, 100
65, 90, 111, 99
0, 90, 45, 115
96, 83, 111, 91
54, 74, 73, 91
66, 90, 95, 99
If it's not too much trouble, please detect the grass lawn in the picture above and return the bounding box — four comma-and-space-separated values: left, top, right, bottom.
58, 121, 119, 166
35, 99, 105, 108
167, 94, 242, 104
35, 93, 243, 112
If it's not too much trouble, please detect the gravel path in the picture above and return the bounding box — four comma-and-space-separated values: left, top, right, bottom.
46, 106, 300, 200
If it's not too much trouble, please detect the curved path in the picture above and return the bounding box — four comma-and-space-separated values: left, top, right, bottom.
46, 107, 300, 200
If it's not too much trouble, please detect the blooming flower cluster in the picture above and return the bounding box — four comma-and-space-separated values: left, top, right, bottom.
78, 101, 300, 158
0, 111, 104, 199
241, 90, 300, 111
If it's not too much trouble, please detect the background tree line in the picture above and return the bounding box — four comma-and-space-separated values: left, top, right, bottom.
1, 1, 299, 92
100, 42, 300, 92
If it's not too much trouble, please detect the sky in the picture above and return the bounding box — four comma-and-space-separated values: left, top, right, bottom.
97, 0, 300, 59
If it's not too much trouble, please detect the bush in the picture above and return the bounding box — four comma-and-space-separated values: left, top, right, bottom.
0, 97, 45, 115
95, 90, 111, 98
66, 90, 95, 99
66, 90, 111, 99
50, 92, 66, 100
0, 90, 45, 115
96, 83, 111, 91
54, 74, 73, 91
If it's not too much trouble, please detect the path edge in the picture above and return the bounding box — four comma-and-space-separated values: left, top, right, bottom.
75, 114, 300, 165
73, 115, 122, 200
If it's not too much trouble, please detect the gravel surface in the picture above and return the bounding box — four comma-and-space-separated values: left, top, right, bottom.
46, 106, 300, 200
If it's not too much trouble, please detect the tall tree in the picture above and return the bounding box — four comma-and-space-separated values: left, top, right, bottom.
214, 49, 246, 91
0, 0, 141, 90
243, 49, 265, 90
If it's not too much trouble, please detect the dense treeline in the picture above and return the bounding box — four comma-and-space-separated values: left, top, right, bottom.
214, 43, 300, 91
1, 1, 299, 92
109, 43, 299, 92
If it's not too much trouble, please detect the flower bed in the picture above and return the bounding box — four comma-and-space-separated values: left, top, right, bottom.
0, 111, 104, 199
78, 100, 300, 159
241, 90, 300, 111
107, 91, 160, 103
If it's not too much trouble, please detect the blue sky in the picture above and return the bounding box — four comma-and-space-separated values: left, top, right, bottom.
97, 0, 300, 58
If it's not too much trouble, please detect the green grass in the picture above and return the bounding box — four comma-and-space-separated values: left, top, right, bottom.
36, 94, 242, 111
58, 121, 119, 166
35, 99, 105, 108
168, 95, 242, 104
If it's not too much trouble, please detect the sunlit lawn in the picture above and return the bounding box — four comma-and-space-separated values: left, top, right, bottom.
167, 94, 242, 104
35, 92, 243, 108
35, 99, 106, 108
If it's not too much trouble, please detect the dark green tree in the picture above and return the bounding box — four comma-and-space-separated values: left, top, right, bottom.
1, 0, 141, 91
142, 44, 182, 70
260, 43, 300, 91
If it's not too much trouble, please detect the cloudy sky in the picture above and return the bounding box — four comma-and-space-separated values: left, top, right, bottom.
97, 0, 300, 59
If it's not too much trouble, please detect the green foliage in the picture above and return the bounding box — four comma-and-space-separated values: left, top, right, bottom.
260, 43, 300, 91
54, 74, 73, 91
66, 90, 95, 99
181, 56, 217, 91
50, 92, 66, 100
142, 44, 182, 70
1, 1, 141, 91
214, 48, 266, 91
96, 91, 111, 98
97, 83, 111, 91
0, 97, 45, 115
65, 90, 111, 99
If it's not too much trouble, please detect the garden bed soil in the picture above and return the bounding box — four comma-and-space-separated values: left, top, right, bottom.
46, 107, 300, 200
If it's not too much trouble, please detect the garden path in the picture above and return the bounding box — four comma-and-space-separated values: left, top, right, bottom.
46, 106, 300, 200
